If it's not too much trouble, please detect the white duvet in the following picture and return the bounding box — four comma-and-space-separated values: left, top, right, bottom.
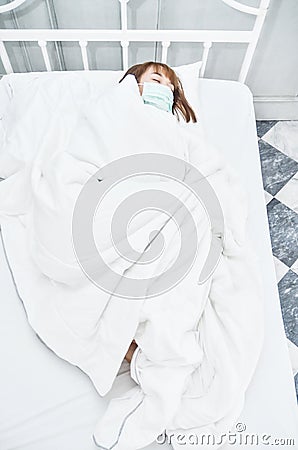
0, 74, 265, 449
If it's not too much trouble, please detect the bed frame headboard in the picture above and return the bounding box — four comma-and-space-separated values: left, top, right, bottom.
0, 0, 270, 83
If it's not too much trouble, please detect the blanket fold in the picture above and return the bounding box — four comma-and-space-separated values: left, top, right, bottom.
0, 74, 265, 450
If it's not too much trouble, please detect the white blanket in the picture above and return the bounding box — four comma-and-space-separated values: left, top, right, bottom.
0, 74, 265, 450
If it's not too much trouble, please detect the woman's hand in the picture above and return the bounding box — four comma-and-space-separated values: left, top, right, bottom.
124, 339, 138, 363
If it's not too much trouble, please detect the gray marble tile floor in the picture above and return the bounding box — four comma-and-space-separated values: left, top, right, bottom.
256, 120, 298, 402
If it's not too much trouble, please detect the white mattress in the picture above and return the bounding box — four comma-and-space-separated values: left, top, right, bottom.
0, 77, 297, 450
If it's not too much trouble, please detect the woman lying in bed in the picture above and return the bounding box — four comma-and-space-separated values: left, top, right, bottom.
0, 58, 264, 450
119, 61, 198, 364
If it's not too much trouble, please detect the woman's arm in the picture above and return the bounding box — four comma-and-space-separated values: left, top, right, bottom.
124, 339, 138, 363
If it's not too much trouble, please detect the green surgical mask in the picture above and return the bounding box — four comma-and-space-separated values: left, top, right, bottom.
138, 82, 174, 113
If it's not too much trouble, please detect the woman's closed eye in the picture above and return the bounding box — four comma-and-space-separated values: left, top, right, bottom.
154, 79, 174, 90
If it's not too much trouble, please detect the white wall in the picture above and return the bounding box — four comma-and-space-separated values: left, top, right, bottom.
0, 0, 297, 119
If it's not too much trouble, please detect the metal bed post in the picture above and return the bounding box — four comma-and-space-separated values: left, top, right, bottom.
37, 40, 52, 71
0, 41, 13, 73
79, 40, 89, 70
119, 0, 130, 71
238, 0, 271, 83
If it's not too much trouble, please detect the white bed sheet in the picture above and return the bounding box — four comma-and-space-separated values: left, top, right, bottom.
0, 77, 297, 450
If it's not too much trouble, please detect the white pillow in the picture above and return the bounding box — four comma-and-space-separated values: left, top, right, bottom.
171, 61, 202, 123
172, 60, 202, 79
0, 60, 202, 154
0, 70, 126, 161
0, 70, 125, 106
0, 59, 202, 110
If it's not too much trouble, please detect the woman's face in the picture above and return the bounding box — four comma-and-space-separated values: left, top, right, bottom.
138, 66, 174, 95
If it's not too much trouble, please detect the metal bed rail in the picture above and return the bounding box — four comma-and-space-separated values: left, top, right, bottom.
0, 0, 271, 83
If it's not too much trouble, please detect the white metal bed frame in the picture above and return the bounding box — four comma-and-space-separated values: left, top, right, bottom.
0, 0, 270, 83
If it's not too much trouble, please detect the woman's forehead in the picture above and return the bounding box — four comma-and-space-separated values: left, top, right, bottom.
146, 66, 166, 76
147, 65, 170, 79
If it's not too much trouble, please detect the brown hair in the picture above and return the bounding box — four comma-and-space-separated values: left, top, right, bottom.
118, 61, 197, 123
